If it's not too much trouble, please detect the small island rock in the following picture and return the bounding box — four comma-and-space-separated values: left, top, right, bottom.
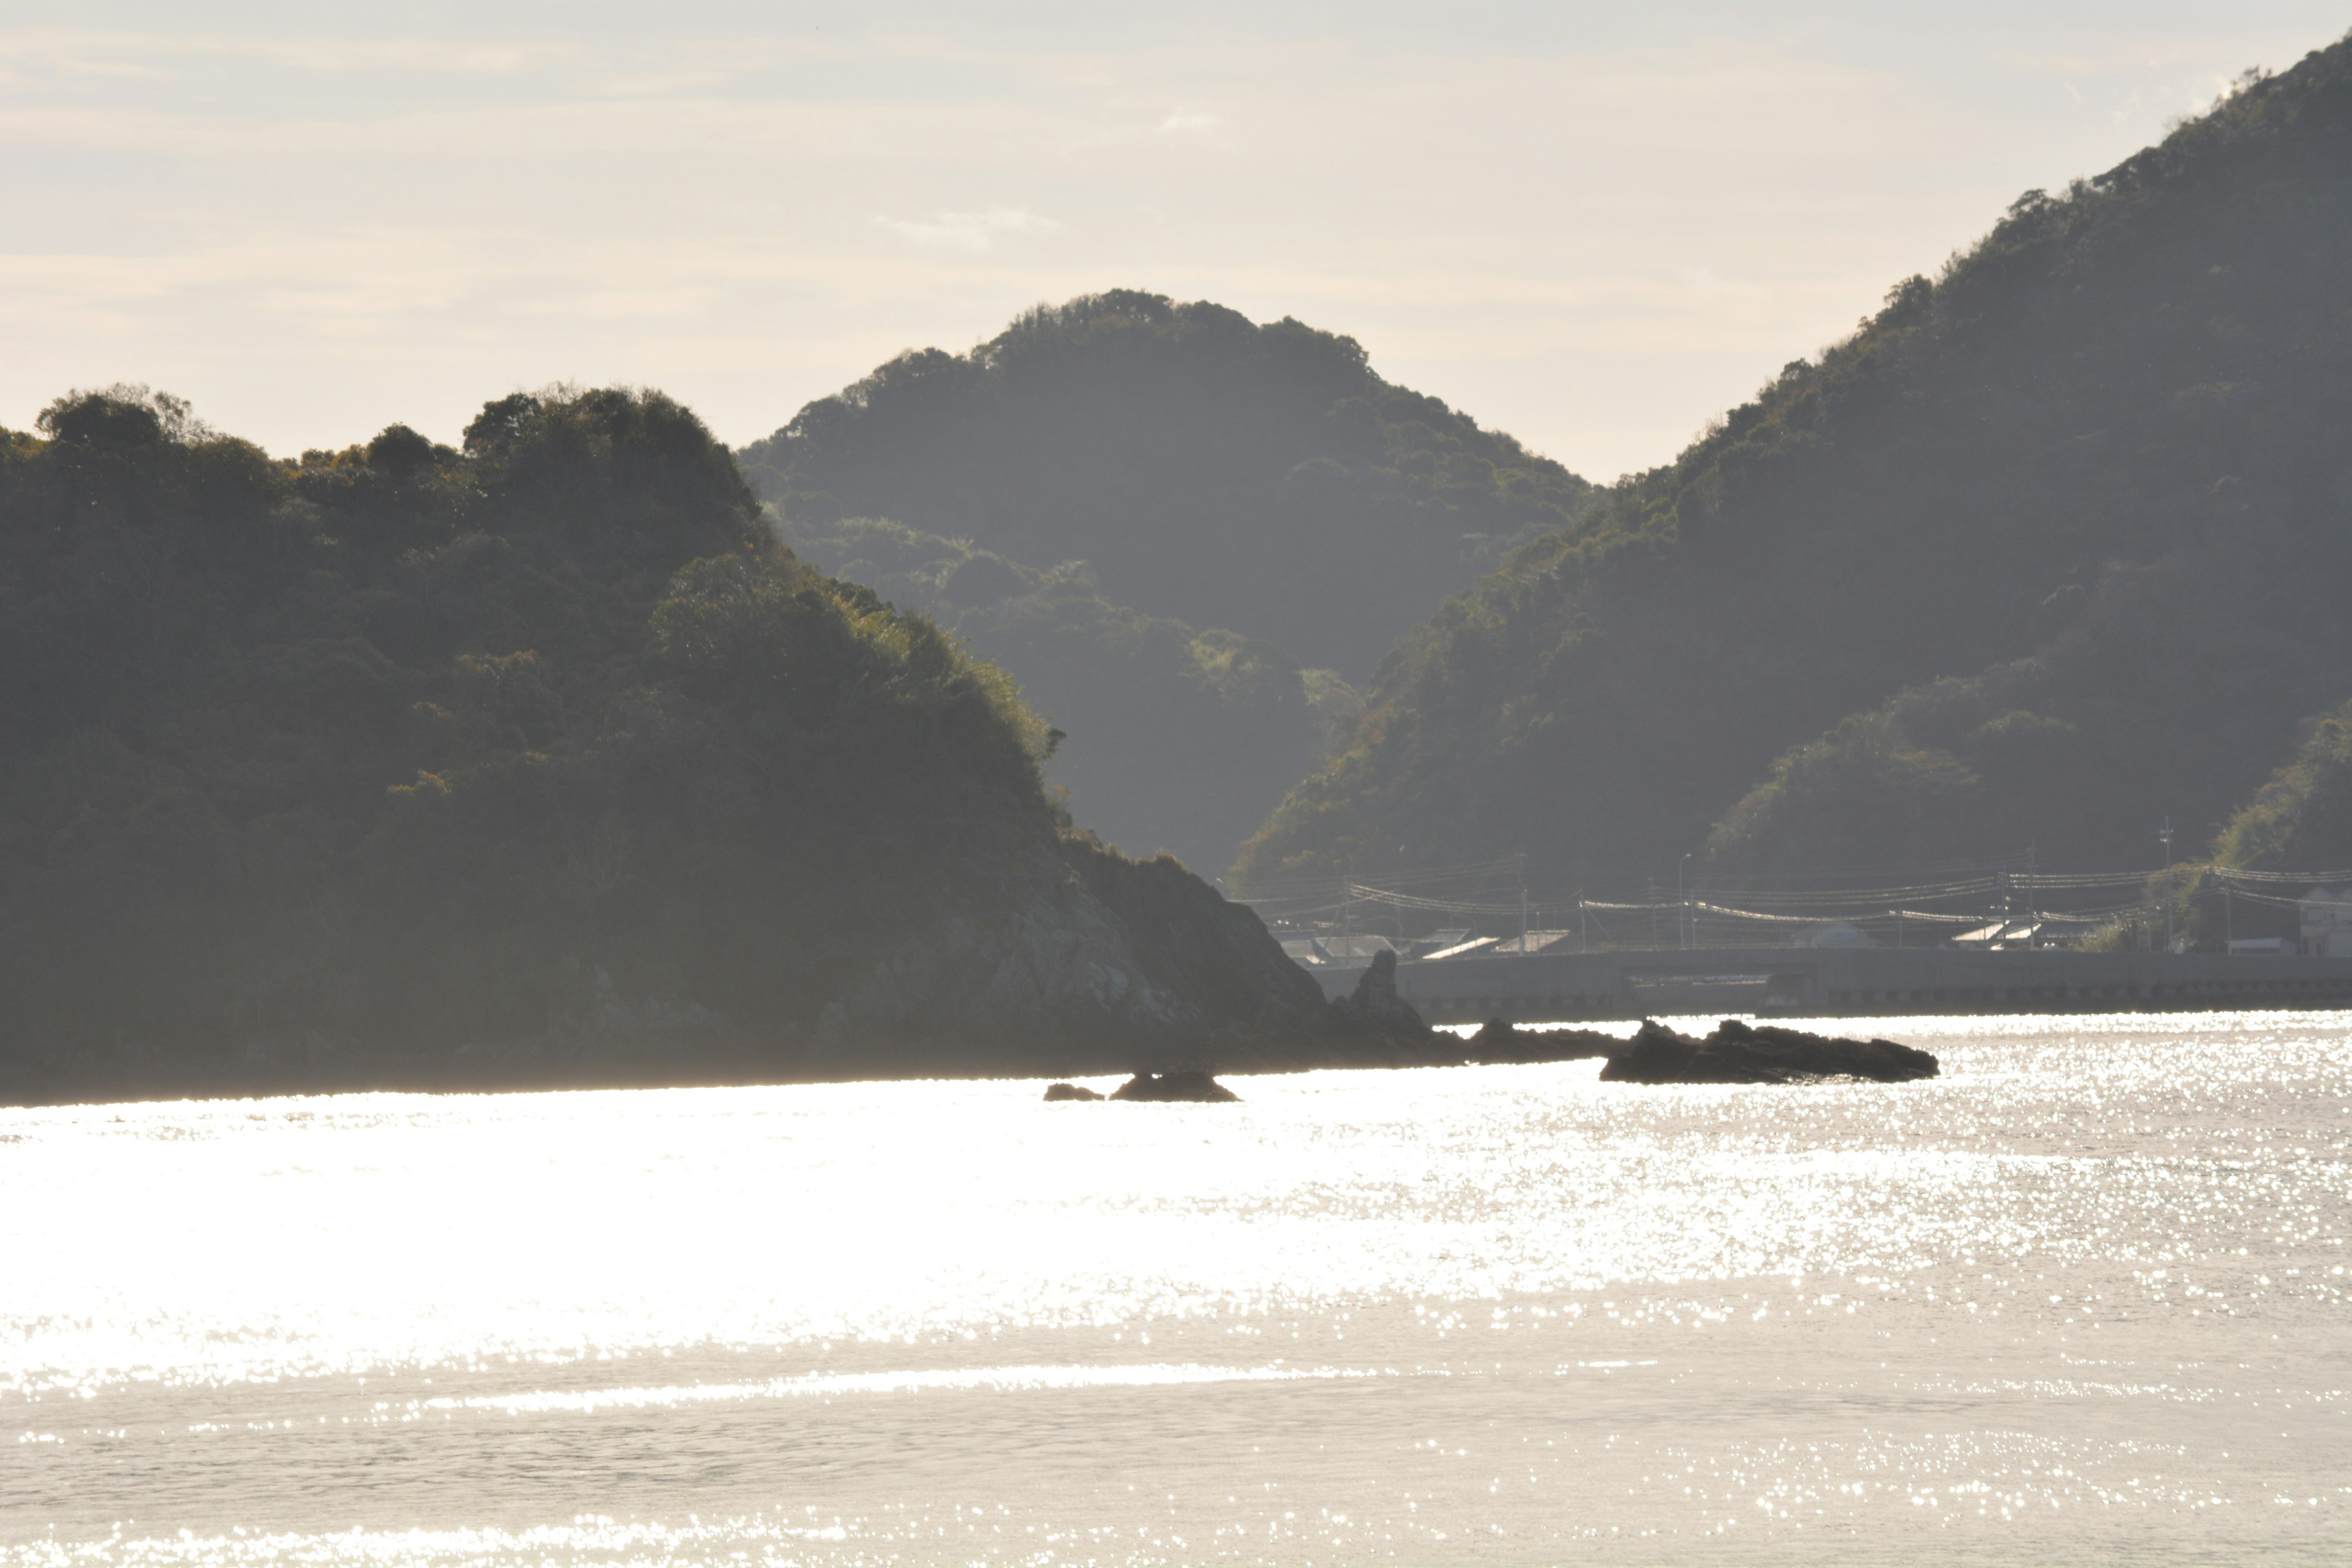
1464, 1017, 1615, 1063
1599, 1018, 1939, 1084
1109, 1070, 1240, 1102
1042, 1082, 1104, 1101
1329, 951, 1430, 1041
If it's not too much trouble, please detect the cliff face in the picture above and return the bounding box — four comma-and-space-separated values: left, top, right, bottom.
0, 386, 1416, 1104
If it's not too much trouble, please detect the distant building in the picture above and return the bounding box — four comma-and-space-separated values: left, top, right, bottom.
1485, 930, 1585, 956
2298, 888, 2352, 956
1950, 919, 2045, 950
1795, 921, 1876, 949
2228, 937, 2292, 956
1419, 935, 1501, 962
1409, 928, 1472, 957
1298, 933, 1396, 966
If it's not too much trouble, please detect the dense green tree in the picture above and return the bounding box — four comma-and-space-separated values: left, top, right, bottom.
0, 385, 1355, 1096
2214, 699, 2352, 872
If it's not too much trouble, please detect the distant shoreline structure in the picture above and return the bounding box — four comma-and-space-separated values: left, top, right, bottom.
1303, 945, 2352, 1024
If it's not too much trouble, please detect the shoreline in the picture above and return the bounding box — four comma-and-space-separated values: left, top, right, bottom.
14, 998, 2339, 1109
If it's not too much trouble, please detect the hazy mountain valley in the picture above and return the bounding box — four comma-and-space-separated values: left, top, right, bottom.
12, 32, 2352, 1098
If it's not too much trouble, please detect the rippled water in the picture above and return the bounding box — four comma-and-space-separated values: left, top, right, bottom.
4, 1011, 2348, 1564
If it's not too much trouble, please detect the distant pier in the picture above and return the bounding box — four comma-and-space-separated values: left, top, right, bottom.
1303, 945, 2352, 1023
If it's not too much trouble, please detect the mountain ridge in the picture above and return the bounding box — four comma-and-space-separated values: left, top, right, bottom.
737, 289, 1600, 679
1236, 34, 2352, 905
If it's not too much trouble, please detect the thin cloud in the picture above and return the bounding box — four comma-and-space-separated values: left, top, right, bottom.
1675, 266, 1764, 298
876, 207, 1061, 252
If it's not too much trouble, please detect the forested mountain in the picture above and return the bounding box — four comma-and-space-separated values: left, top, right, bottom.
777, 514, 1358, 881
1238, 37, 2352, 902
737, 291, 1599, 678
0, 387, 1398, 1099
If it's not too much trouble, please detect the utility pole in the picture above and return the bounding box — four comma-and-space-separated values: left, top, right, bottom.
1578, 891, 1588, 952
1340, 879, 1354, 966
1395, 845, 1407, 944
1678, 853, 1692, 951
1516, 851, 1529, 955
2160, 819, 2176, 954
2026, 841, 2037, 932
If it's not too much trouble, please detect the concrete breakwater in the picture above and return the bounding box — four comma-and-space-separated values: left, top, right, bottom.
1304, 944, 2352, 1023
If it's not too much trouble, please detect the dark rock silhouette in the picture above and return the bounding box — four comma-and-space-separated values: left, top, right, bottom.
1109, 1070, 1240, 1102
1042, 1082, 1104, 1101
1463, 1016, 1614, 1063
1599, 1018, 1940, 1084
1329, 951, 1432, 1041
824, 847, 1430, 1079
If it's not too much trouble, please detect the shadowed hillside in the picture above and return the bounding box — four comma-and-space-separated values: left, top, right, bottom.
737, 290, 1599, 679
0, 387, 1406, 1101
772, 513, 1360, 881
1238, 37, 2352, 897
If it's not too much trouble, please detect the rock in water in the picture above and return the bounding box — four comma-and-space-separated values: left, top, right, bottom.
1464, 1017, 1614, 1063
1599, 1018, 1939, 1084
1467, 1017, 1521, 1056
1042, 1082, 1104, 1101
1331, 950, 1427, 1036
1109, 1070, 1240, 1102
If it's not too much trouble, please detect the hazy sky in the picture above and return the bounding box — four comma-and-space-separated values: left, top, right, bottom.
4, 2, 2345, 480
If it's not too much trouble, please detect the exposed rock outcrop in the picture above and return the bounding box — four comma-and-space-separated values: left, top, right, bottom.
1463, 1017, 1613, 1063
823, 840, 1440, 1077
1326, 951, 1447, 1058
1599, 1018, 1940, 1084
1110, 1071, 1239, 1102
1042, 1082, 1104, 1101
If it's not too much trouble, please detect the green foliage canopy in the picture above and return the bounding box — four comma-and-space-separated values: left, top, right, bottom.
0, 385, 1064, 1074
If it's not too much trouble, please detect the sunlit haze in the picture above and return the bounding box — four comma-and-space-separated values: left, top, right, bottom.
4, 1, 2345, 477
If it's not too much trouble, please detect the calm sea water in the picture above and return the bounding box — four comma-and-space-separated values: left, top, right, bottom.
3, 1011, 2346, 1566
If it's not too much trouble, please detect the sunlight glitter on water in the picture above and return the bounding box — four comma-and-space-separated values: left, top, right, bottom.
4, 1011, 2349, 1564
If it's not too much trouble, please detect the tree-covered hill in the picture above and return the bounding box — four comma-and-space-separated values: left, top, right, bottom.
774, 513, 1360, 882
736, 291, 1599, 679
2157, 695, 2352, 948
0, 387, 1405, 1101
1238, 36, 2352, 896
